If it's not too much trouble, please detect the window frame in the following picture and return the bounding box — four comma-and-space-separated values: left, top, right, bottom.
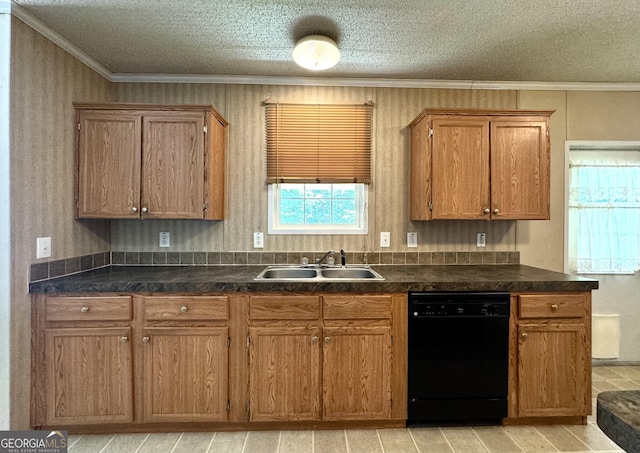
268, 183, 369, 235
564, 140, 640, 274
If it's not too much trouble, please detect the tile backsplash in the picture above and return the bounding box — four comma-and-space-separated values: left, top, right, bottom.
30, 251, 519, 283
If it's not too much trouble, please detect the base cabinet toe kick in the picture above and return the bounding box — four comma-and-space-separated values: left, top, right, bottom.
30, 290, 591, 432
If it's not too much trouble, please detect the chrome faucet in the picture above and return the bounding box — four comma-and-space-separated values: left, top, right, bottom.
316, 250, 335, 265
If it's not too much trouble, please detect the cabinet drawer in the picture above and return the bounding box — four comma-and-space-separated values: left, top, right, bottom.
250, 296, 320, 320
518, 293, 587, 319
323, 295, 392, 319
144, 296, 229, 321
46, 296, 132, 321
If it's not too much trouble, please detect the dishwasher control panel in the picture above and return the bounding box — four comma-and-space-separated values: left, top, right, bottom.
410, 292, 510, 317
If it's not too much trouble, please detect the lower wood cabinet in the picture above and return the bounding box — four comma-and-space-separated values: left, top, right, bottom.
45, 326, 134, 425
38, 295, 134, 425
509, 292, 591, 420
247, 294, 397, 422
322, 325, 391, 420
249, 326, 321, 421
32, 292, 407, 430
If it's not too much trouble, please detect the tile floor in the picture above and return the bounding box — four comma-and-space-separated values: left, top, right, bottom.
68, 365, 640, 453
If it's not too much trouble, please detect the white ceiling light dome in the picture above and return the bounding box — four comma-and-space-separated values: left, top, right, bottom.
292, 35, 340, 71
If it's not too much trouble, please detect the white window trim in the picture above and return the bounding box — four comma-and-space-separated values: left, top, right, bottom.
563, 140, 640, 274
268, 184, 369, 235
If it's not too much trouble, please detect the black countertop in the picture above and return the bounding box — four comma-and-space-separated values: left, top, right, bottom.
29, 264, 598, 294
597, 391, 640, 453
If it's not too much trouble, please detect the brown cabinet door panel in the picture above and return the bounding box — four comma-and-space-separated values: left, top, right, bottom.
77, 111, 141, 218
517, 323, 588, 417
249, 327, 321, 421
322, 326, 392, 420
45, 327, 133, 424
490, 120, 550, 219
141, 112, 205, 219
431, 118, 490, 219
141, 327, 229, 422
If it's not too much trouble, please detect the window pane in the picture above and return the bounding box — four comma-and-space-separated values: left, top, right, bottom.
305, 184, 332, 199
333, 199, 356, 224
281, 184, 305, 198
305, 199, 331, 224
280, 199, 304, 224
269, 183, 367, 235
333, 184, 356, 198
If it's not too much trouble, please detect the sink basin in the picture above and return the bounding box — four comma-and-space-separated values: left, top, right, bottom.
320, 268, 381, 279
259, 268, 317, 279
254, 265, 384, 281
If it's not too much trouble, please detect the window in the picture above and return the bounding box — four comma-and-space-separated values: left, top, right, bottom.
265, 102, 372, 234
269, 183, 368, 234
566, 143, 640, 274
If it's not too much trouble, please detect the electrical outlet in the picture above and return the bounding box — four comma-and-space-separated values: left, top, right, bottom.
159, 232, 170, 248
253, 232, 264, 248
380, 232, 391, 248
477, 232, 487, 248
407, 232, 418, 248
37, 237, 51, 259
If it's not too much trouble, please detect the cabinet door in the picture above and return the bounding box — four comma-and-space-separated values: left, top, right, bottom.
77, 111, 142, 218
490, 120, 550, 219
141, 112, 205, 219
517, 323, 589, 417
45, 327, 133, 424
431, 118, 490, 219
141, 327, 228, 422
249, 327, 320, 421
322, 326, 392, 420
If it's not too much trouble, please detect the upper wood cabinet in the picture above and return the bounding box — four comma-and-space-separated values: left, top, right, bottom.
74, 103, 227, 220
409, 109, 553, 220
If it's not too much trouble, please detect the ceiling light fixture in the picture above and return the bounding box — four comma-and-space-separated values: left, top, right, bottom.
292, 35, 340, 71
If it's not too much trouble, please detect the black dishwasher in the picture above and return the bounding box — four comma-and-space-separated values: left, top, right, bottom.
408, 292, 510, 424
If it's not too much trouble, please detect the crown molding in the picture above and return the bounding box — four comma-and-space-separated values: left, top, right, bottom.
110, 72, 640, 91
10, 2, 111, 79
10, 2, 640, 92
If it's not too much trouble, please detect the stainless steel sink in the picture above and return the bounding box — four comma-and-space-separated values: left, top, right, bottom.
254, 265, 384, 281
259, 268, 317, 279
320, 268, 381, 279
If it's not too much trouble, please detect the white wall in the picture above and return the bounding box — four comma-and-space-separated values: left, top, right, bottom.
0, 0, 12, 429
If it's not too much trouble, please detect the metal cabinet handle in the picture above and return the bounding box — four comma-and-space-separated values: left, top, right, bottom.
521, 332, 528, 339
551, 304, 559, 312
120, 336, 128, 343
311, 336, 319, 343
142, 336, 150, 343
180, 306, 188, 313
131, 207, 138, 213
483, 208, 490, 214
324, 337, 331, 344
493, 208, 500, 215
80, 306, 89, 313
141, 207, 148, 213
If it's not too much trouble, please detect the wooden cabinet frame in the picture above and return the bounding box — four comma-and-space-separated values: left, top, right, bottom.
409, 108, 553, 221
507, 292, 592, 423
31, 292, 406, 432
74, 103, 227, 220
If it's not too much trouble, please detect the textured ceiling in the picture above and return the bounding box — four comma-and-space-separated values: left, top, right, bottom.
10, 0, 640, 83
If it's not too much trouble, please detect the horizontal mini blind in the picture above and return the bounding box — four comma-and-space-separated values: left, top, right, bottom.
265, 102, 373, 183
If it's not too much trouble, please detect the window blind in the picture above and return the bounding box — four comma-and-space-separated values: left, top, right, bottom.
265, 102, 373, 183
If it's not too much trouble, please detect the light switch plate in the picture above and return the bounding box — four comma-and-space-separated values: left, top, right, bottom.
477, 232, 487, 247
407, 232, 418, 248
